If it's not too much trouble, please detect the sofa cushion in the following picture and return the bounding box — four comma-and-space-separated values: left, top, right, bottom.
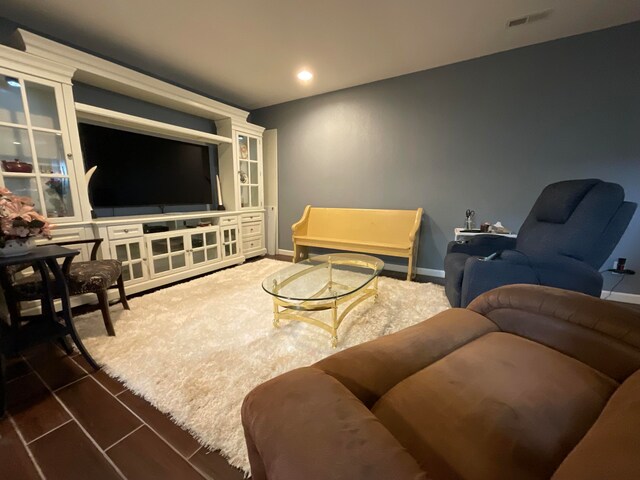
372, 332, 618, 480
551, 368, 640, 480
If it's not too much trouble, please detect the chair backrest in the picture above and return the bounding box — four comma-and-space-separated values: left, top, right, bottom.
516, 179, 637, 268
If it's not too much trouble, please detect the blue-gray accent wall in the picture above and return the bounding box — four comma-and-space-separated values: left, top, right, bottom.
251, 22, 640, 294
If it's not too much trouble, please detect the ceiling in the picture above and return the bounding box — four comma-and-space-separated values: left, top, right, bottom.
2, 0, 640, 110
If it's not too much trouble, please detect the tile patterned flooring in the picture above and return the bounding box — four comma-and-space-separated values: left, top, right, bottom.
1, 343, 245, 480
3, 255, 637, 479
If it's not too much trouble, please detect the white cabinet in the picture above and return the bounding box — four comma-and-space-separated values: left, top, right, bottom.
187, 227, 221, 266
146, 226, 222, 278
0, 67, 83, 223
236, 132, 263, 209
110, 238, 148, 285
221, 224, 240, 258
241, 212, 265, 258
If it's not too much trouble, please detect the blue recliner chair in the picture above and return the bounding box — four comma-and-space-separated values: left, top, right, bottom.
445, 179, 637, 307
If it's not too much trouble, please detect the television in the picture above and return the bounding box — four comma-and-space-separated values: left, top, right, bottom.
79, 123, 215, 209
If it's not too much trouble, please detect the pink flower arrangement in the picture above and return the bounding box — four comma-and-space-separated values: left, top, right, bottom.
0, 186, 52, 247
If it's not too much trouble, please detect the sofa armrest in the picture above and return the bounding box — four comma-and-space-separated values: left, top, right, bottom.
313, 309, 498, 407
468, 284, 640, 381
447, 235, 517, 256
242, 367, 427, 480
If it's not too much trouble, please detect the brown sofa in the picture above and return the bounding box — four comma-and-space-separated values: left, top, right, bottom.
242, 284, 640, 480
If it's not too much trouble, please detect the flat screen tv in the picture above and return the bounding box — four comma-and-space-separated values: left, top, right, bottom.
79, 123, 214, 209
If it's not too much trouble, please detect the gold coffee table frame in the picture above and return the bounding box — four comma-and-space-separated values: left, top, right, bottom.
264, 254, 383, 347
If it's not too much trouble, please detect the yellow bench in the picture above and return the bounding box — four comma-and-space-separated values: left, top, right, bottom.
292, 206, 423, 280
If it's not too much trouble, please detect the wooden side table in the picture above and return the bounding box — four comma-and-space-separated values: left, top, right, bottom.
0, 245, 99, 416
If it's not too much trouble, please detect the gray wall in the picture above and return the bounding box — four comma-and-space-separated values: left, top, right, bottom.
251, 22, 640, 295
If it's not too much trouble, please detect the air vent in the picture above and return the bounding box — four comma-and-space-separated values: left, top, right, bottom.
507, 9, 552, 28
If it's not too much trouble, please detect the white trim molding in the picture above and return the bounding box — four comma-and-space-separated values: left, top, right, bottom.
601, 290, 640, 305
11, 29, 250, 124
0, 44, 76, 84
278, 249, 640, 303
75, 103, 232, 145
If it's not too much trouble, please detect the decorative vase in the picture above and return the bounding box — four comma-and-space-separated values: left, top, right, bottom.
0, 237, 37, 257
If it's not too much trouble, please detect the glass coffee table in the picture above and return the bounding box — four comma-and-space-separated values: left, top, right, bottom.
262, 253, 384, 347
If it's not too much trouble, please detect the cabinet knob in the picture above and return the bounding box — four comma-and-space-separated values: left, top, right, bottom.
66, 153, 73, 159
124, 229, 129, 233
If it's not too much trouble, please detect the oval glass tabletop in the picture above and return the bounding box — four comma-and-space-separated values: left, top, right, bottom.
262, 253, 384, 302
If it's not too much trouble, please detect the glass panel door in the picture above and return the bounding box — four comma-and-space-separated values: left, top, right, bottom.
237, 132, 261, 209
0, 68, 80, 221
0, 75, 27, 124
190, 226, 220, 265
147, 233, 188, 277
112, 239, 147, 284
221, 226, 238, 258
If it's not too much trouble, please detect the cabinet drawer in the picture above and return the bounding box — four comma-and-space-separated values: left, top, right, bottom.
241, 213, 263, 223
241, 222, 262, 237
219, 216, 238, 226
243, 238, 262, 252
107, 224, 143, 240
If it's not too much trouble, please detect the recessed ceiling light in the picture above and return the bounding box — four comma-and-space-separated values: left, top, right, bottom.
297, 70, 313, 82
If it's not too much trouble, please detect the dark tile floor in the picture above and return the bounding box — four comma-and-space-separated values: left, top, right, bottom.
1, 343, 245, 480
3, 255, 638, 479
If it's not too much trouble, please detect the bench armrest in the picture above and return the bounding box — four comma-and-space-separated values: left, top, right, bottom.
291, 205, 311, 236
408, 207, 423, 243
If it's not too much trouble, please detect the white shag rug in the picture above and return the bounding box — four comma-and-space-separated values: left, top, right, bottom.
74, 259, 450, 472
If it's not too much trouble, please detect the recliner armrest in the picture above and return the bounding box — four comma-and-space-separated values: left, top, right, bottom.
460, 253, 603, 307
447, 235, 517, 257
242, 367, 427, 480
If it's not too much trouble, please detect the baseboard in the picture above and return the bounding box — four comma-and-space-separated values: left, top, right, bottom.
601, 290, 640, 305
275, 249, 445, 278
277, 251, 639, 303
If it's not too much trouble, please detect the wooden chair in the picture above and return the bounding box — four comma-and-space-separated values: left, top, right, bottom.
0, 239, 129, 336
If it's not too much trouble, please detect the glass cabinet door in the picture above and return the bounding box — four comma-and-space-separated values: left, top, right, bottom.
0, 70, 79, 220
111, 239, 147, 285
189, 226, 220, 265
221, 226, 239, 258
147, 233, 188, 277
237, 133, 261, 209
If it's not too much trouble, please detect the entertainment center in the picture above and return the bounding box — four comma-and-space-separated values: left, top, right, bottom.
0, 29, 267, 307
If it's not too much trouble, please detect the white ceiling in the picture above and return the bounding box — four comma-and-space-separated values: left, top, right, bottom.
2, 0, 640, 110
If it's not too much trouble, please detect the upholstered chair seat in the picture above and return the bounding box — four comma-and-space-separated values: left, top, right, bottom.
0, 239, 129, 337
11, 259, 122, 297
